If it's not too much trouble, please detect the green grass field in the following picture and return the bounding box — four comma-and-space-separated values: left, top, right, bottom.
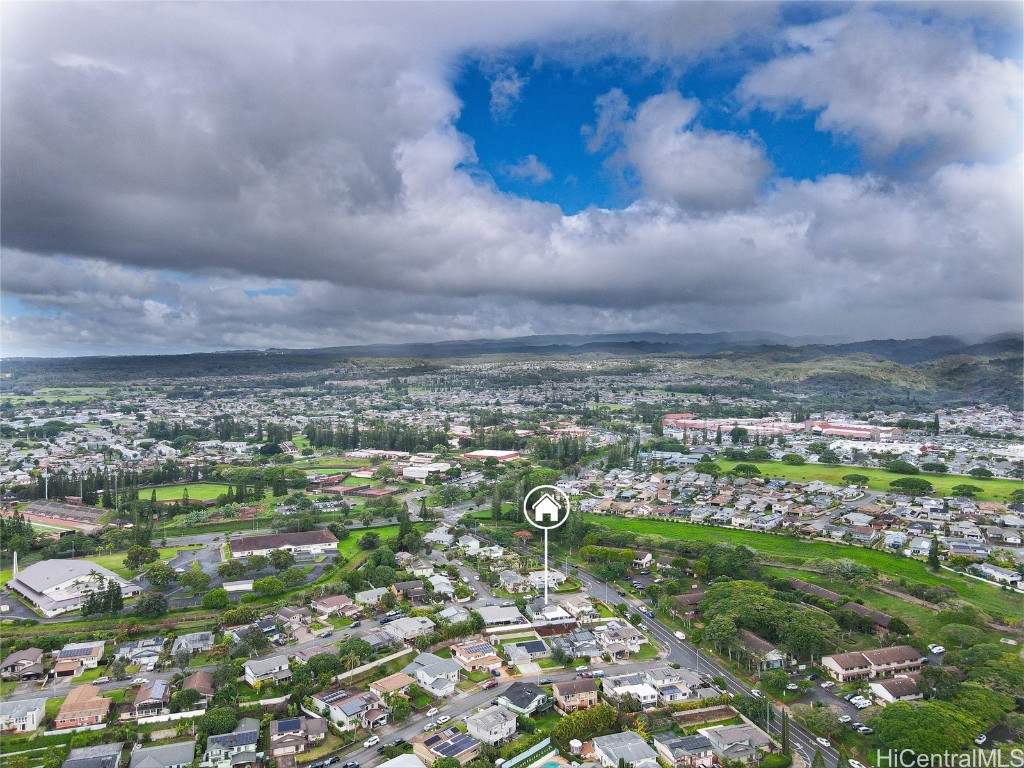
585, 515, 1023, 618
712, 459, 1023, 502
143, 483, 234, 501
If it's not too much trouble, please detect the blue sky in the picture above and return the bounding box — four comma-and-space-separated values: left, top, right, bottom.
1, 2, 1021, 356
454, 53, 866, 213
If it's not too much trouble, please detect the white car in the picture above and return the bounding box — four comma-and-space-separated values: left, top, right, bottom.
363, 736, 380, 748
436, 715, 451, 725
999, 637, 1018, 645
854, 701, 871, 709
422, 722, 437, 732
929, 644, 946, 654
816, 737, 831, 748
132, 677, 149, 685
849, 761, 868, 768
750, 689, 765, 699
974, 735, 987, 746
838, 715, 852, 723
820, 681, 835, 689
425, 707, 438, 717
786, 683, 799, 691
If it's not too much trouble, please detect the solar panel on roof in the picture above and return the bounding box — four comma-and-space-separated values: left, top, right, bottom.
277, 718, 301, 732
423, 735, 442, 747
463, 643, 492, 654
435, 734, 476, 757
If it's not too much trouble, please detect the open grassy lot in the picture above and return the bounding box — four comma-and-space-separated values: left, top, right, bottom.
586, 515, 1023, 618
712, 459, 1023, 502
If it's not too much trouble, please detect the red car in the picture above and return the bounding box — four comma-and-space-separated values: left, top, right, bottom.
482, 680, 499, 689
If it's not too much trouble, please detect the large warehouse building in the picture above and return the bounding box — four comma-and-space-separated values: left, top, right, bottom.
228, 529, 339, 559
7, 560, 141, 617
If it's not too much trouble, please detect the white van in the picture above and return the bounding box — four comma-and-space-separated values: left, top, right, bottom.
575, 665, 589, 672
674, 631, 686, 641
363, 736, 380, 748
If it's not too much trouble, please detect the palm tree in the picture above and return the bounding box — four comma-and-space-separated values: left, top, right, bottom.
343, 651, 360, 672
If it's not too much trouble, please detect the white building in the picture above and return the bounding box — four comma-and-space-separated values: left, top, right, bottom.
465, 704, 518, 745
8, 560, 141, 617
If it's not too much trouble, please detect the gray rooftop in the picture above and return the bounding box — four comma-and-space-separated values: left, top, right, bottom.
592, 732, 658, 765
129, 741, 197, 768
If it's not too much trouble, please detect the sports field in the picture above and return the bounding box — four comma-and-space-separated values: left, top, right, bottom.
143, 483, 235, 501
712, 459, 1022, 502
585, 515, 1023, 617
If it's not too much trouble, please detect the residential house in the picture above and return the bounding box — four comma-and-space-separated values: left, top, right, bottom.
787, 578, 841, 604
495, 681, 549, 716
527, 570, 567, 590
113, 638, 165, 668
498, 570, 532, 594
525, 598, 574, 626
132, 679, 172, 718
702, 724, 773, 762
672, 591, 706, 620
869, 675, 923, 706
632, 552, 654, 570
268, 716, 328, 758
53, 641, 105, 678
62, 743, 124, 768
822, 646, 922, 682
243, 655, 291, 689
905, 537, 933, 557
598, 622, 648, 659
552, 679, 598, 714
409, 560, 436, 578
0, 647, 45, 680
970, 563, 1022, 586
129, 741, 197, 768
591, 732, 659, 768
310, 688, 389, 731
311, 594, 357, 617
392, 580, 428, 602
504, 638, 551, 663
551, 628, 600, 660
203, 717, 261, 768
450, 639, 503, 672
476, 605, 527, 626
0, 697, 47, 732
427, 574, 455, 599
277, 606, 314, 630
292, 643, 341, 665
181, 671, 215, 704
465, 705, 517, 745
55, 685, 111, 729
602, 673, 658, 710
736, 630, 788, 672
358, 629, 397, 653
411, 726, 480, 766
353, 587, 388, 606
423, 527, 456, 548
561, 595, 597, 623
383, 616, 436, 643
171, 632, 214, 656
402, 653, 462, 697
436, 606, 472, 625
370, 673, 416, 700
653, 734, 715, 768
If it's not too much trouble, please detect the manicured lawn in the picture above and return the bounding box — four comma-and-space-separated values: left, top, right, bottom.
142, 483, 235, 502
712, 459, 1023, 502
410, 691, 436, 708
586, 515, 1023, 619
467, 670, 493, 682
296, 732, 345, 763
632, 642, 659, 661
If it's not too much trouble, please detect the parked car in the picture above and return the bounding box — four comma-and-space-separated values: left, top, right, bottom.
805, 673, 817, 680
838, 715, 852, 724
500, 601, 515, 607
132, 678, 149, 685
849, 761, 867, 768
482, 679, 498, 689
575, 665, 589, 672
815, 738, 831, 748
930, 645, 945, 654
350, 621, 361, 628
974, 735, 987, 746
856, 726, 874, 735
999, 637, 1018, 645
786, 683, 799, 691
363, 736, 380, 748
423, 722, 437, 732
819, 681, 834, 688
539, 679, 553, 685
341, 762, 359, 768
491, 668, 502, 676
436, 715, 451, 725
426, 707, 438, 716
94, 676, 110, 684
751, 689, 765, 699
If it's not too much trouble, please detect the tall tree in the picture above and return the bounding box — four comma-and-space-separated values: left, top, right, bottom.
928, 535, 941, 570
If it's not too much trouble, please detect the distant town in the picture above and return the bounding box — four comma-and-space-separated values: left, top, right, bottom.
1, 355, 1022, 768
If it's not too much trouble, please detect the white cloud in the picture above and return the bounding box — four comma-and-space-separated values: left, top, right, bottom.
738, 10, 1023, 171
502, 154, 553, 184
489, 66, 528, 120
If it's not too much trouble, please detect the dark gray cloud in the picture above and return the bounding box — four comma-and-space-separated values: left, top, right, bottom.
1, 2, 1021, 356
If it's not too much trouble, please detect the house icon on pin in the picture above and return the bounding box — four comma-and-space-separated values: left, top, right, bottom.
533, 493, 562, 523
